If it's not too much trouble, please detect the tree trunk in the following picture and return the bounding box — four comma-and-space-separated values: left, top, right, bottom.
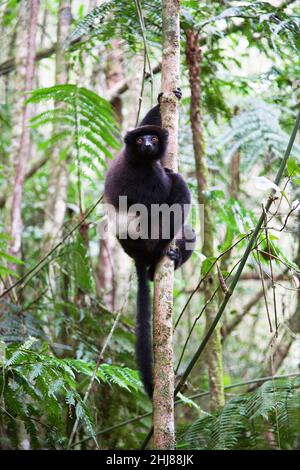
8, 0, 39, 264
153, 0, 180, 450
42, 0, 72, 253
96, 39, 125, 311
185, 28, 225, 410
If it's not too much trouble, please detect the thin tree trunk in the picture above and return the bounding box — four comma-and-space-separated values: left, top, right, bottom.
42, 0, 71, 253
229, 152, 240, 199
9, 0, 39, 263
185, 28, 225, 410
229, 107, 241, 200
153, 0, 180, 450
96, 39, 124, 311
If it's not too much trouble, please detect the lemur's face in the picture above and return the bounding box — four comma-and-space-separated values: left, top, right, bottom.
135, 134, 160, 158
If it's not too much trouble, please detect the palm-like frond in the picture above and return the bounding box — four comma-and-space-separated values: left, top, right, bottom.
66, 0, 162, 51
27, 85, 121, 185
215, 99, 300, 171
0, 339, 143, 449
195, 1, 300, 52
178, 376, 300, 450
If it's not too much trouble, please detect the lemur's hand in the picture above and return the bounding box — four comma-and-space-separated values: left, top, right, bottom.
157, 88, 182, 105
173, 87, 182, 100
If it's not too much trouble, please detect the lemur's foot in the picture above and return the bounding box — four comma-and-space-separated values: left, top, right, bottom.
173, 87, 182, 100
166, 247, 182, 269
157, 92, 163, 104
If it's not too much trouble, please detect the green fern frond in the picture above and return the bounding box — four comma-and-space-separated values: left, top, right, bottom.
66, 0, 162, 51
27, 85, 121, 183
178, 376, 300, 450
0, 339, 143, 448
5, 337, 39, 367
215, 100, 300, 171
197, 1, 300, 51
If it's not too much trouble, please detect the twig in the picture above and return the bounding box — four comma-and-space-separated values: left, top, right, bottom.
255, 246, 273, 333
263, 206, 278, 335
134, 0, 153, 104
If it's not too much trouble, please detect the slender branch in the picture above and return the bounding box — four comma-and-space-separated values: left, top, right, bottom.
134, 0, 154, 125
223, 282, 270, 340
107, 63, 161, 104
263, 207, 278, 334
0, 44, 56, 76
255, 247, 273, 332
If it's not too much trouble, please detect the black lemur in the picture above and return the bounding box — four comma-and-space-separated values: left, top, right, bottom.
104, 91, 195, 397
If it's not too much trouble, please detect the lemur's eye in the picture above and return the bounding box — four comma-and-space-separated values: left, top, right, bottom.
151, 136, 158, 144
136, 137, 143, 145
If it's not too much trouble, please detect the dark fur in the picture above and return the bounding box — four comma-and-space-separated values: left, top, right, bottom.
104, 102, 195, 397
135, 261, 152, 397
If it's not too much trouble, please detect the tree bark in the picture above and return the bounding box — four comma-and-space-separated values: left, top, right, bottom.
185, 28, 225, 410
153, 0, 180, 450
42, 0, 72, 253
9, 0, 39, 262
96, 39, 125, 311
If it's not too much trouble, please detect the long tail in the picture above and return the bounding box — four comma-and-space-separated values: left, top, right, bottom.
135, 261, 153, 398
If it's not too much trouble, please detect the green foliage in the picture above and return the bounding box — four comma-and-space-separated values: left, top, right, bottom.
0, 308, 47, 343
71, 233, 93, 293
196, 1, 300, 53
0, 0, 20, 28
27, 85, 120, 186
216, 100, 300, 172
0, 104, 10, 165
256, 233, 300, 274
66, 0, 162, 51
178, 376, 300, 450
0, 232, 24, 279
0, 338, 142, 449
